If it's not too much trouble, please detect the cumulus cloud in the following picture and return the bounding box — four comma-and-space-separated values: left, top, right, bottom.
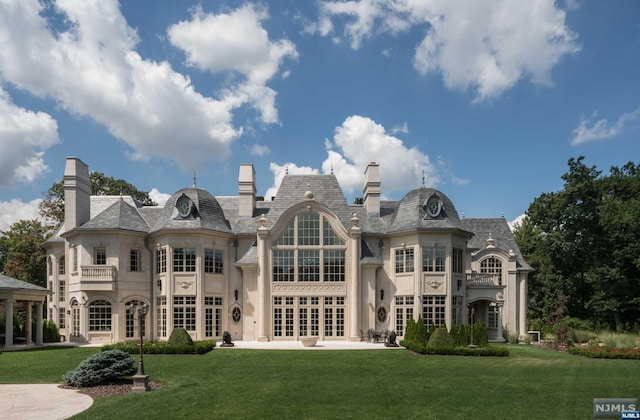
250, 144, 271, 156
168, 3, 298, 124
313, 0, 580, 102
0, 89, 59, 186
0, 0, 295, 174
571, 107, 640, 145
265, 115, 439, 200
149, 188, 171, 207
0, 198, 43, 232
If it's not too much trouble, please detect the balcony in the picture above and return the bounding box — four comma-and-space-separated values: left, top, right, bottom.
466, 273, 502, 287
79, 265, 117, 291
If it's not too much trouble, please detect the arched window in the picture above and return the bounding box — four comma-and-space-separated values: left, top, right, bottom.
70, 299, 80, 337
480, 257, 503, 285
272, 211, 346, 282
88, 300, 111, 332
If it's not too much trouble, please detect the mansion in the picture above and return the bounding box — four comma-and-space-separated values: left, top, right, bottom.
43, 157, 532, 344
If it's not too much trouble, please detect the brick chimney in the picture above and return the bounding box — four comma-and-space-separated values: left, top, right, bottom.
238, 163, 256, 217
63, 157, 91, 230
363, 162, 380, 216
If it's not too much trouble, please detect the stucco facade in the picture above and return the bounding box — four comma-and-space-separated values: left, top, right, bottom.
44, 157, 532, 344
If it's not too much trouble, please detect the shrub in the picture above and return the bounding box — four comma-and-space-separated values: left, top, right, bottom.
401, 317, 429, 352
168, 328, 194, 346
63, 349, 136, 387
568, 346, 640, 360
103, 339, 216, 355
508, 332, 519, 344
35, 319, 60, 343
426, 328, 455, 350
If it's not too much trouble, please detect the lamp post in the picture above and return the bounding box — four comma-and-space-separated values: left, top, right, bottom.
469, 307, 476, 348
128, 302, 150, 392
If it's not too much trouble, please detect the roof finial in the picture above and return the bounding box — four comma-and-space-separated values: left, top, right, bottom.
285, 165, 289, 175
331, 162, 334, 174
193, 171, 197, 188
422, 170, 425, 188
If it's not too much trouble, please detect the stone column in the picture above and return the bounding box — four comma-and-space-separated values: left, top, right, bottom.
256, 216, 270, 342
496, 304, 505, 342
519, 274, 527, 337
36, 302, 44, 345
349, 214, 361, 342
26, 302, 33, 345
4, 300, 14, 347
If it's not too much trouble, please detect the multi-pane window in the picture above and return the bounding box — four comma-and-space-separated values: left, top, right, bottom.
204, 249, 224, 274
73, 247, 78, 272
204, 296, 223, 337
173, 296, 196, 331
480, 257, 503, 285
422, 296, 446, 327
94, 247, 107, 265
48, 257, 52, 276
88, 300, 111, 331
130, 250, 141, 272
156, 296, 167, 338
272, 212, 346, 282
273, 297, 295, 337
59, 280, 65, 302
452, 296, 464, 327
71, 299, 80, 336
488, 304, 499, 329
173, 248, 196, 272
58, 308, 66, 329
324, 296, 345, 337
452, 248, 464, 274
395, 248, 415, 273
156, 248, 167, 274
299, 296, 320, 337
422, 247, 445, 272
58, 256, 65, 275
395, 296, 414, 336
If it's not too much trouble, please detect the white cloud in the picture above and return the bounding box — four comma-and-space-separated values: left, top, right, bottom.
167, 3, 298, 124
509, 214, 526, 231
0, 198, 43, 232
148, 188, 171, 206
390, 122, 409, 135
0, 89, 59, 186
0, 0, 295, 173
265, 116, 438, 200
314, 0, 580, 102
250, 144, 271, 156
571, 107, 640, 145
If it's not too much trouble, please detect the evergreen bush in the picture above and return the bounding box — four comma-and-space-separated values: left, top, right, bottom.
426, 328, 455, 350
167, 328, 194, 346
63, 349, 136, 387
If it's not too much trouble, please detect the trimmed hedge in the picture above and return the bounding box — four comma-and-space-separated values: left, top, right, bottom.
168, 328, 194, 346
427, 328, 455, 350
567, 346, 640, 360
63, 349, 136, 387
102, 340, 216, 355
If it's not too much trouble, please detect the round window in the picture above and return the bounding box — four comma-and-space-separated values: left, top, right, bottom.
377, 305, 387, 323
232, 307, 242, 323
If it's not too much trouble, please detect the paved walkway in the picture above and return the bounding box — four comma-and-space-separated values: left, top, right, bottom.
1, 340, 399, 419
0, 384, 93, 420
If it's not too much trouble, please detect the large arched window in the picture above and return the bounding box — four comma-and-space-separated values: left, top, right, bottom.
480, 257, 503, 285
272, 212, 346, 282
88, 300, 112, 331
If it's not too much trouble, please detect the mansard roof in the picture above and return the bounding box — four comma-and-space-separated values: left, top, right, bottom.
73, 198, 150, 233
385, 188, 471, 235
149, 187, 231, 234
461, 217, 533, 271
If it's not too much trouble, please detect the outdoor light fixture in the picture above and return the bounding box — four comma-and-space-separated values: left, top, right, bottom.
156, 278, 162, 291
234, 289, 239, 301
380, 289, 384, 301
128, 301, 150, 392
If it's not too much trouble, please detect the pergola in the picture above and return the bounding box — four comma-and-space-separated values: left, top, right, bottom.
0, 274, 50, 347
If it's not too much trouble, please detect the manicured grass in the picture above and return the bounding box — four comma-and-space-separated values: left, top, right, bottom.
1, 345, 639, 419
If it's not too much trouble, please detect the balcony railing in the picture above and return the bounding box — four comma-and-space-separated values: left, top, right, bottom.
80, 265, 117, 284
466, 273, 502, 286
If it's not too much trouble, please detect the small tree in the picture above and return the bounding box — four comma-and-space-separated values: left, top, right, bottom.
63, 349, 136, 387
167, 328, 194, 346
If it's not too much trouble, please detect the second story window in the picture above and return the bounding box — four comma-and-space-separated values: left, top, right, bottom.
156, 248, 167, 274
452, 248, 464, 274
130, 250, 141, 272
59, 256, 65, 275
204, 249, 223, 274
94, 247, 106, 265
395, 248, 415, 273
422, 247, 445, 272
173, 247, 196, 272
480, 257, 503, 285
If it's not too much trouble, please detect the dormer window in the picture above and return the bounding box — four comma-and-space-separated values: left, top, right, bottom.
422, 194, 443, 219
176, 193, 194, 219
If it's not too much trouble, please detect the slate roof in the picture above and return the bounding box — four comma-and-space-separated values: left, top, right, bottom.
75, 198, 150, 233
149, 187, 231, 233
0, 274, 50, 293
385, 188, 471, 235
461, 217, 533, 271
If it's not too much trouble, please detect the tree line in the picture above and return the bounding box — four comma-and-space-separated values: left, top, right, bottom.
514, 156, 640, 332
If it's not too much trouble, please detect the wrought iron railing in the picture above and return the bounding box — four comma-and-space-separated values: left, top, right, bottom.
466, 272, 502, 286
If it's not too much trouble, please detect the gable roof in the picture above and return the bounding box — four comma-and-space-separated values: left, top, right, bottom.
73, 198, 150, 233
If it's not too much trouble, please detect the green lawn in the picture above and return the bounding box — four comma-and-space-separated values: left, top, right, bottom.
1, 345, 638, 419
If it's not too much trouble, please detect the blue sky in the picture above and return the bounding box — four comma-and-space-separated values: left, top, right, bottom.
1, 0, 639, 231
